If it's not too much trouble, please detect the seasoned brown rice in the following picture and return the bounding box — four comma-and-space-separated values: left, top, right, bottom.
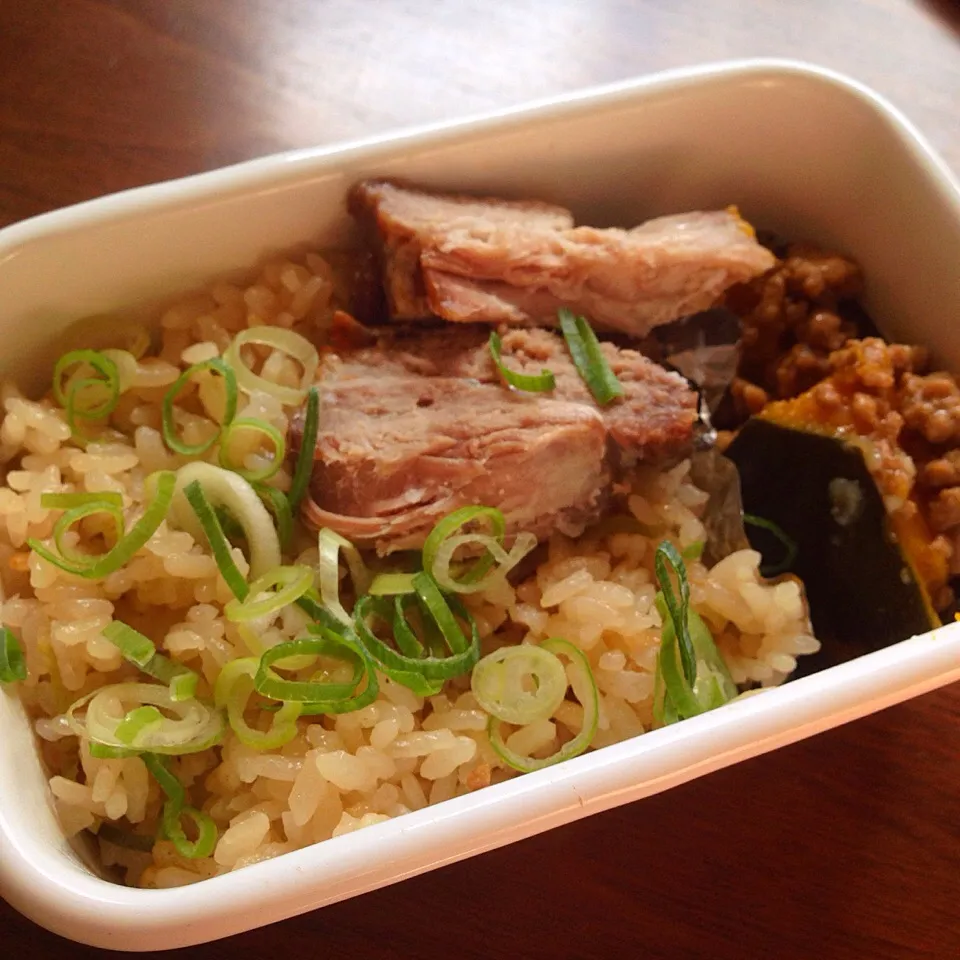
0, 246, 817, 888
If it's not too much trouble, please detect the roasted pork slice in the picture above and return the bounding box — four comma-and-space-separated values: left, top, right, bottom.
348, 180, 574, 321
349, 179, 775, 336
294, 324, 697, 554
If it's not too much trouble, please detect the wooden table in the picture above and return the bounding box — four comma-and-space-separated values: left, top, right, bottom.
2, 1, 959, 957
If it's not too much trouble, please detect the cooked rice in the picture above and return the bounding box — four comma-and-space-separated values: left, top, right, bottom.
0, 247, 817, 889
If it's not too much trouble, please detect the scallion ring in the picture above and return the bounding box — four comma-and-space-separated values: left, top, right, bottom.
652, 596, 737, 726
318, 527, 372, 626
223, 326, 319, 407
170, 462, 280, 585
40, 491, 124, 511
142, 753, 217, 859
66, 682, 224, 755
471, 643, 568, 726
113, 705, 164, 745
252, 482, 293, 550
161, 357, 238, 456
431, 531, 537, 595
52, 349, 121, 418
224, 565, 313, 623
422, 506, 507, 591
557, 308, 624, 406
218, 417, 285, 482
368, 572, 418, 596
288, 385, 319, 512
255, 626, 366, 703
681, 540, 705, 561
489, 330, 556, 392
52, 500, 125, 567
29, 471, 176, 579
182, 480, 249, 601
653, 541, 697, 687
353, 576, 480, 683
0, 627, 27, 684
487, 637, 599, 773
214, 657, 302, 750
101, 620, 200, 702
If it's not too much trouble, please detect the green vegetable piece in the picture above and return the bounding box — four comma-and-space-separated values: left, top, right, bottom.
487, 637, 598, 772
288, 386, 320, 513
558, 308, 624, 406
143, 753, 217, 859
489, 330, 556, 392
161, 357, 238, 456
0, 627, 27, 684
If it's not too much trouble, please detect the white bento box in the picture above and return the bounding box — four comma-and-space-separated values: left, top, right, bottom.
1, 59, 959, 951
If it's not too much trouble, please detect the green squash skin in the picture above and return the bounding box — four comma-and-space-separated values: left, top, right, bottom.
725, 419, 937, 678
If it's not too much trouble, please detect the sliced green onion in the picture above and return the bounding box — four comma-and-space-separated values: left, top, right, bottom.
101, 620, 155, 666
218, 417, 285, 482
89, 743, 137, 759
29, 471, 176, 579
214, 658, 302, 750
488, 637, 599, 773
489, 330, 556, 392
743, 514, 799, 577
101, 620, 200, 702
214, 505, 246, 543
255, 625, 380, 715
142, 753, 217, 859
318, 527, 371, 626
413, 572, 469, 655
161, 357, 238, 456
653, 604, 737, 726
422, 506, 507, 591
53, 500, 124, 567
53, 350, 121, 419
170, 462, 280, 582
255, 627, 365, 703
431, 531, 537, 595
368, 572, 418, 596
557, 308, 624, 406
653, 541, 697, 687
681, 540, 705, 561
39, 493, 126, 575
183, 480, 249, 600
224, 565, 313, 623
381, 596, 444, 696
41, 491, 124, 510
354, 576, 480, 683
253, 483, 293, 550
54, 350, 117, 409
53, 350, 122, 446
0, 627, 27, 684
166, 668, 200, 703
288, 386, 319, 512
66, 682, 224, 755
390, 595, 425, 658
223, 326, 319, 407
472, 644, 568, 726
66, 377, 115, 421
114, 705, 164, 745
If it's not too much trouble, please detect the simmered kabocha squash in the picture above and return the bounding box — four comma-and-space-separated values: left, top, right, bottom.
726, 415, 941, 676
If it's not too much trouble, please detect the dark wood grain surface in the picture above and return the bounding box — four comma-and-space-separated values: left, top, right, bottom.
1, 1, 959, 957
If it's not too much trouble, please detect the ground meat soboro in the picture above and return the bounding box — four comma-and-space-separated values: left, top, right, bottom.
294, 325, 697, 554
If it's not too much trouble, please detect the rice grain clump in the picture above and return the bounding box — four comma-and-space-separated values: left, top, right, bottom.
0, 246, 816, 890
